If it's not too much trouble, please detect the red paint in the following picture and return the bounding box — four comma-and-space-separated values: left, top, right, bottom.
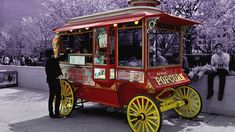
55, 6, 198, 108
147, 66, 190, 92
76, 84, 120, 108
72, 66, 190, 108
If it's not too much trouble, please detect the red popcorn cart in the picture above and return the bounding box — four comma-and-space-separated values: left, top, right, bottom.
52, 0, 201, 131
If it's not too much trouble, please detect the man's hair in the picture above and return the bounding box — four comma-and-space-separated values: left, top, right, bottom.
215, 43, 223, 49
44, 49, 54, 58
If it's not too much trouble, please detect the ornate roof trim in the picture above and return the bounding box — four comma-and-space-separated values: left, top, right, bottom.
69, 6, 162, 24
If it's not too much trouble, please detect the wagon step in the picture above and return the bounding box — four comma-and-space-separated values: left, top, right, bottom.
160, 99, 185, 112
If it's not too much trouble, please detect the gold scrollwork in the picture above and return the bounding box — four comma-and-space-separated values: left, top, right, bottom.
95, 83, 117, 91
95, 83, 102, 88
146, 80, 156, 93
147, 17, 160, 33
52, 34, 60, 58
110, 84, 117, 91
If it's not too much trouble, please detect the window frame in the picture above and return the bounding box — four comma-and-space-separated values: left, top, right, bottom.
117, 21, 144, 69
58, 30, 93, 66
147, 27, 182, 69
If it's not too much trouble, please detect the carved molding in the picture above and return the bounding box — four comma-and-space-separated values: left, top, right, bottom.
146, 79, 156, 93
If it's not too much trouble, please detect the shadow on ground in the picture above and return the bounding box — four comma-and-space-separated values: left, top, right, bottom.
9, 103, 235, 132
9, 104, 130, 132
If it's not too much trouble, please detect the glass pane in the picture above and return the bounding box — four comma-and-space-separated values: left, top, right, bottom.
149, 30, 179, 67
117, 70, 144, 83
118, 27, 142, 67
94, 68, 106, 79
94, 28, 107, 65
69, 55, 85, 65
110, 69, 115, 79
59, 32, 93, 61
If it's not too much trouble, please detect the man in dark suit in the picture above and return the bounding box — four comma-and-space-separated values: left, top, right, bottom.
44, 49, 63, 118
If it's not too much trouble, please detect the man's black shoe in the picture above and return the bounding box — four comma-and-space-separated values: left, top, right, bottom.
54, 115, 63, 118
49, 114, 56, 118
206, 94, 213, 100
218, 96, 223, 101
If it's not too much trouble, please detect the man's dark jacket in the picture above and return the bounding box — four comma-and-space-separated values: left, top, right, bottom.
45, 58, 62, 82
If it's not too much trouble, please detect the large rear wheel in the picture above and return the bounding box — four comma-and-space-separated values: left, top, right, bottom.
127, 95, 162, 132
173, 85, 202, 119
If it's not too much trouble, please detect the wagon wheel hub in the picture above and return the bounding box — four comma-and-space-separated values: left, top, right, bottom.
61, 95, 65, 100
183, 99, 189, 105
137, 113, 146, 121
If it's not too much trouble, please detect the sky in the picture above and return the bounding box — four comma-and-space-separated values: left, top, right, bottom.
0, 0, 44, 25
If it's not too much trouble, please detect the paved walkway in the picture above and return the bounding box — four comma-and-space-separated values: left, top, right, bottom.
0, 87, 235, 132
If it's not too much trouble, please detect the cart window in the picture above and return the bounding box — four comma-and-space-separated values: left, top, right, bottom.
149, 30, 179, 67
59, 31, 93, 64
94, 68, 106, 79
110, 69, 115, 79
94, 28, 107, 65
118, 25, 142, 67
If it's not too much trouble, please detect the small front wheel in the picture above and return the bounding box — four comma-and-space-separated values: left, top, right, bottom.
127, 95, 162, 132
173, 85, 202, 119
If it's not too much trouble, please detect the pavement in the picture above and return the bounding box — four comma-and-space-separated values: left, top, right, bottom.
0, 87, 235, 132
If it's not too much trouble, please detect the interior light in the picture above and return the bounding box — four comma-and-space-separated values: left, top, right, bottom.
134, 20, 139, 25
86, 27, 89, 30
113, 23, 118, 27
70, 30, 73, 32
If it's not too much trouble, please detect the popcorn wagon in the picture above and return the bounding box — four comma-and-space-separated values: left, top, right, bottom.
52, 0, 202, 131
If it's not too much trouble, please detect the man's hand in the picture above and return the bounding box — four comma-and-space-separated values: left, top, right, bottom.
57, 75, 63, 79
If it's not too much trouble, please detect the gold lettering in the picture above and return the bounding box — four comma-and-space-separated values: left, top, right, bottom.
179, 73, 186, 81
155, 77, 162, 85
172, 74, 178, 82
175, 74, 181, 81
169, 75, 175, 83
154, 73, 186, 85
163, 75, 170, 84
160, 76, 166, 84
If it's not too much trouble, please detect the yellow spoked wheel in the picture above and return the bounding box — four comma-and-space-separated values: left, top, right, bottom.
173, 85, 202, 119
59, 79, 75, 117
127, 95, 162, 132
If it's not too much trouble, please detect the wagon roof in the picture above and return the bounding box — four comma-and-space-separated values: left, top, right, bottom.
54, 6, 199, 32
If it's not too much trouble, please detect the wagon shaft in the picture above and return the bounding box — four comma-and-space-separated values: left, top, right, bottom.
160, 99, 185, 112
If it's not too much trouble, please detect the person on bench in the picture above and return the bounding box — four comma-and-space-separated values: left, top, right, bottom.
207, 43, 230, 101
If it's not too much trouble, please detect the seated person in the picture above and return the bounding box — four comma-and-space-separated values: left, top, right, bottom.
182, 55, 189, 74
188, 64, 216, 82
94, 55, 100, 64
156, 51, 168, 65
127, 56, 142, 67
128, 56, 141, 67
81, 47, 88, 53
94, 54, 106, 64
